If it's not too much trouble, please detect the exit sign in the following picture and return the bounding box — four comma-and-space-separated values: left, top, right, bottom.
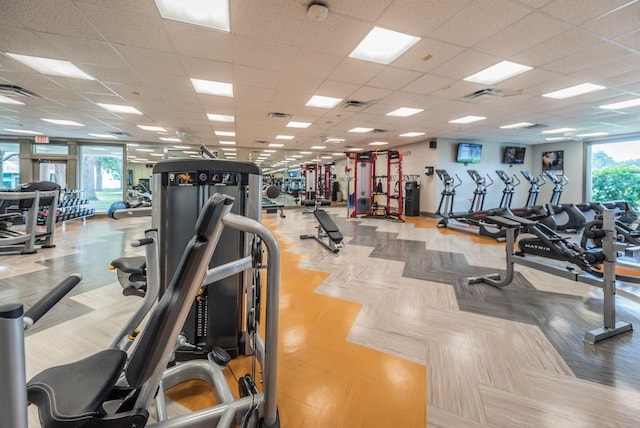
34, 135, 49, 143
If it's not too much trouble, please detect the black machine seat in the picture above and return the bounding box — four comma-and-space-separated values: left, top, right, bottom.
27, 349, 130, 428
110, 256, 146, 274
315, 210, 343, 243
302, 199, 331, 207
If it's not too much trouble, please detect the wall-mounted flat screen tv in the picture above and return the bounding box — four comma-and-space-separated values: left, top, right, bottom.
503, 146, 526, 164
456, 143, 482, 164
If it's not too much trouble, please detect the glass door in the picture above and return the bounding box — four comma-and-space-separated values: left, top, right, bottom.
36, 160, 67, 188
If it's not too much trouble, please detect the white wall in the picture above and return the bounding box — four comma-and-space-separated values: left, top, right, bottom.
128, 162, 153, 187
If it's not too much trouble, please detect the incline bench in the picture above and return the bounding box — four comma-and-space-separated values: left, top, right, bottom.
300, 209, 344, 253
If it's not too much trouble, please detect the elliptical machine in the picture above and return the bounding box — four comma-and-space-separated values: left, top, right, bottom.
435, 169, 507, 240
467, 169, 494, 213
543, 171, 586, 232
495, 170, 521, 209
520, 170, 546, 207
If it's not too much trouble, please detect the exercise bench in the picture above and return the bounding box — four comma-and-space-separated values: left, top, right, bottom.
300, 209, 344, 253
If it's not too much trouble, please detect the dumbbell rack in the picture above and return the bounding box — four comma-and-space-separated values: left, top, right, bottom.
38, 189, 95, 224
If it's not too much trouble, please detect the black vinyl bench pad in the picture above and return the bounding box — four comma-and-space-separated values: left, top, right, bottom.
314, 210, 343, 243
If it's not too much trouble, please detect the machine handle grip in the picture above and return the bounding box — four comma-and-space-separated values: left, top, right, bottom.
24, 273, 82, 328
513, 175, 521, 187
131, 237, 154, 247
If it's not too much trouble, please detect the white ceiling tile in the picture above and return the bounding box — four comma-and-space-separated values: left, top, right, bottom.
473, 12, 570, 57
433, 49, 504, 81
401, 74, 455, 96
0, 26, 64, 58
276, 72, 323, 92
367, 67, 422, 91
391, 38, 466, 73
115, 45, 185, 76
163, 20, 233, 63
512, 0, 554, 7
503, 67, 560, 91
284, 47, 342, 79
73, 0, 161, 17
329, 0, 393, 22
231, 0, 305, 45
314, 80, 360, 99
348, 86, 393, 102
543, 42, 631, 75
329, 58, 385, 85
178, 56, 233, 81
381, 91, 425, 106
234, 85, 275, 102
75, 2, 173, 50
541, 0, 632, 26
512, 29, 602, 67
82, 65, 145, 86
136, 72, 192, 92
377, 0, 471, 37
234, 66, 281, 89
582, 1, 640, 40
34, 32, 125, 68
294, 14, 371, 56
570, 54, 640, 83
430, 0, 532, 47
233, 36, 293, 72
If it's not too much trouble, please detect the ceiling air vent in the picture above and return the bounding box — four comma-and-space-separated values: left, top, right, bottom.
371, 128, 387, 133
463, 87, 521, 100
0, 84, 41, 98
255, 140, 270, 144
267, 112, 292, 119
338, 100, 372, 110
111, 131, 131, 137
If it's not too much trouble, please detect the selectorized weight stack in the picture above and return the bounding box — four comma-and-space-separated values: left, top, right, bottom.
152, 159, 261, 359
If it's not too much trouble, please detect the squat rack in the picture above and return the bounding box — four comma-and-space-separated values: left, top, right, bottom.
347, 149, 404, 222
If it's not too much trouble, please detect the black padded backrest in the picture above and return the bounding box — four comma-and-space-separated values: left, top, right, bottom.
314, 209, 339, 233
125, 193, 234, 388
18, 181, 60, 208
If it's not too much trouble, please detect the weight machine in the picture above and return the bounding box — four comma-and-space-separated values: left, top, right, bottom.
301, 162, 333, 202
348, 149, 404, 222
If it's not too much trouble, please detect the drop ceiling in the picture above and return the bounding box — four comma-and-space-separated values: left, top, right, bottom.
1, 0, 639, 168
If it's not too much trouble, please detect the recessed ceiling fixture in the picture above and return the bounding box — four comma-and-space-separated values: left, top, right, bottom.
599, 98, 640, 110
349, 27, 420, 65
300, 151, 312, 154
219, 141, 236, 145
269, 143, 285, 147
286, 121, 312, 128
276, 135, 295, 140
386, 107, 423, 117
42, 118, 84, 126
136, 148, 154, 152
500, 122, 535, 129
464, 60, 532, 85
5, 53, 94, 80
541, 127, 575, 134
346, 147, 364, 151
348, 127, 373, 133
324, 138, 345, 142
154, 0, 230, 31
160, 137, 181, 142
191, 78, 233, 97
221, 148, 236, 151
399, 132, 425, 137
576, 132, 609, 137
89, 133, 118, 139
310, 145, 326, 149
291, 155, 304, 158
138, 125, 167, 132
545, 137, 567, 141
4, 128, 43, 135
207, 113, 235, 122
331, 153, 344, 156
542, 83, 605, 99
306, 95, 343, 109
368, 141, 388, 146
264, 150, 277, 153
173, 145, 190, 149
97, 103, 143, 115
0, 94, 25, 105
150, 153, 165, 157
449, 116, 486, 124
215, 130, 235, 137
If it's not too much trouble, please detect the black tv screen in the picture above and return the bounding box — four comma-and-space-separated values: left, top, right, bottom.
456, 143, 482, 164
503, 146, 526, 164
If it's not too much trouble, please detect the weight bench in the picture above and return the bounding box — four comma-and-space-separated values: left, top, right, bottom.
300, 209, 344, 253
262, 199, 285, 218
302, 198, 330, 213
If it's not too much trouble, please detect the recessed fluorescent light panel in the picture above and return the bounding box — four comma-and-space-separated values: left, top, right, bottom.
541, 127, 575, 134
42, 119, 84, 126
269, 143, 284, 147
160, 137, 181, 142
275, 135, 295, 140
449, 116, 486, 124
6, 53, 94, 80
348, 127, 373, 133
386, 107, 423, 117
191, 78, 233, 97
310, 145, 326, 150
325, 138, 345, 143
332, 153, 344, 156
545, 137, 567, 141
138, 125, 167, 132
286, 121, 311, 128
347, 148, 364, 151
207, 113, 235, 122
399, 132, 425, 137
4, 128, 43, 135
576, 132, 609, 137
500, 122, 535, 129
89, 133, 118, 139
599, 98, 640, 110
221, 148, 236, 151
154, 0, 230, 32
305, 95, 343, 109
542, 83, 605, 99
349, 27, 420, 65
218, 141, 236, 145
97, 103, 143, 115
215, 130, 235, 136
0, 95, 25, 105
464, 60, 532, 85
368, 142, 388, 146
300, 151, 312, 154
136, 148, 154, 152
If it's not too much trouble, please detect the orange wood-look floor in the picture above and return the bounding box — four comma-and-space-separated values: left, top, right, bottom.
168, 219, 426, 427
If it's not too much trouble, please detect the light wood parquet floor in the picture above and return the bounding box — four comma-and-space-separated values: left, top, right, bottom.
3, 208, 640, 427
